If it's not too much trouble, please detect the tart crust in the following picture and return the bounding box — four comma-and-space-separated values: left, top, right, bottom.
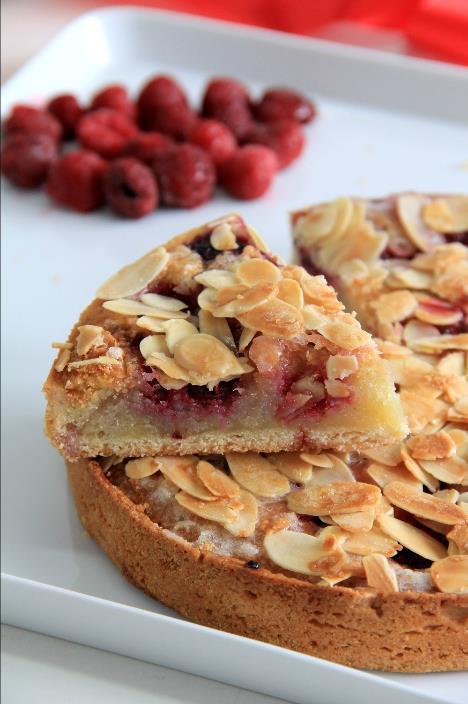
67, 458, 468, 673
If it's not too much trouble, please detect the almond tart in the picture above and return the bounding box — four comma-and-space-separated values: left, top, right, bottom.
67, 450, 468, 672
44, 214, 406, 461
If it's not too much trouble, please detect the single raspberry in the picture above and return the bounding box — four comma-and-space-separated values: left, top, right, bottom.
245, 121, 305, 169
90, 84, 136, 121
77, 108, 137, 159
47, 150, 106, 212
153, 144, 215, 208
122, 132, 174, 164
189, 119, 236, 168
104, 157, 158, 218
254, 88, 316, 124
137, 75, 195, 139
219, 145, 278, 200
4, 105, 63, 142
47, 94, 83, 139
1, 133, 58, 188
201, 78, 253, 141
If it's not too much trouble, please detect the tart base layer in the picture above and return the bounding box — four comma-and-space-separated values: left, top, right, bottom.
68, 458, 468, 673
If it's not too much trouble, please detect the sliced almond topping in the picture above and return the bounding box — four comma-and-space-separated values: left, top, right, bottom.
299, 197, 353, 245
236, 258, 282, 286
125, 457, 160, 479
140, 292, 187, 312
76, 325, 105, 356
447, 524, 468, 555
202, 282, 278, 318
366, 461, 421, 490
307, 455, 356, 486
447, 396, 468, 424
223, 489, 258, 538
140, 335, 169, 360
67, 356, 120, 370
300, 453, 334, 468
403, 319, 440, 348
363, 554, 399, 593
325, 379, 350, 398
326, 354, 358, 380
156, 456, 216, 501
226, 453, 290, 498
136, 316, 167, 333
318, 316, 371, 351
372, 290, 418, 324
210, 223, 238, 250
246, 224, 269, 252
173, 334, 246, 380
51, 341, 73, 350
414, 298, 463, 327
410, 334, 468, 354
238, 327, 256, 352
277, 278, 304, 309
423, 196, 468, 234
400, 447, 440, 492
419, 456, 468, 484
238, 297, 303, 339
430, 555, 468, 594
264, 529, 342, 576
163, 319, 199, 354
145, 353, 190, 381
267, 453, 313, 484
407, 431, 456, 461
175, 491, 238, 524
196, 460, 240, 499
302, 304, 328, 331
54, 348, 71, 372
396, 194, 444, 252
103, 299, 187, 319
198, 310, 235, 351
383, 481, 466, 525
194, 269, 238, 289
362, 444, 402, 467
96, 247, 169, 299
437, 351, 465, 377
376, 514, 447, 561
332, 510, 374, 533
343, 528, 400, 557
385, 267, 433, 290
288, 481, 380, 516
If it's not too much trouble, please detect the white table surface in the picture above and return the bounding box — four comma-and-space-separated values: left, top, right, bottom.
1, 625, 289, 704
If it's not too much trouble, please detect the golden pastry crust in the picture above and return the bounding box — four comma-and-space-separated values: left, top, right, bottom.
67, 458, 468, 673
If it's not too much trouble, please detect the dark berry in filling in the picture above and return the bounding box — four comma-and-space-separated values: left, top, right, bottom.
392, 548, 433, 571
245, 560, 261, 569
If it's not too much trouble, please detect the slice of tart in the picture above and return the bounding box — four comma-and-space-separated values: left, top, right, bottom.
44, 213, 406, 461
66, 449, 468, 672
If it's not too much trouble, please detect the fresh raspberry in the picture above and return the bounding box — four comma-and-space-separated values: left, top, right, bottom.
4, 105, 63, 142
1, 133, 58, 188
153, 144, 215, 208
104, 157, 158, 218
201, 78, 253, 141
47, 150, 106, 212
245, 120, 305, 169
122, 132, 174, 164
137, 75, 195, 139
77, 108, 137, 159
254, 88, 316, 124
219, 145, 278, 200
189, 119, 236, 168
90, 84, 136, 121
47, 94, 83, 139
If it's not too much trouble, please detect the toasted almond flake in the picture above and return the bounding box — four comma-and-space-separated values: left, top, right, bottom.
223, 489, 258, 538
447, 525, 468, 555
447, 396, 468, 424
163, 319, 199, 354
199, 282, 278, 318
140, 335, 169, 359
267, 453, 313, 484
309, 455, 356, 486
246, 224, 269, 252
156, 456, 216, 501
103, 299, 188, 319
396, 194, 444, 252
155, 372, 187, 390
226, 453, 290, 498
423, 197, 468, 234
414, 299, 463, 327
54, 348, 71, 372
238, 327, 256, 352
343, 528, 400, 557
194, 269, 238, 289
173, 334, 244, 379
236, 258, 282, 287
302, 304, 328, 330
403, 319, 440, 348
198, 310, 235, 351
372, 290, 418, 324
96, 247, 169, 300
135, 316, 167, 333
51, 341, 73, 350
299, 197, 353, 245
140, 292, 187, 311
264, 529, 342, 576
325, 379, 350, 398
125, 457, 160, 479
376, 514, 447, 561
430, 555, 468, 593
300, 453, 334, 468
419, 456, 468, 484
407, 431, 456, 461
437, 351, 465, 377
175, 491, 238, 524
67, 356, 120, 370
400, 448, 440, 492
411, 334, 468, 354
318, 317, 371, 351
383, 481, 466, 525
326, 354, 358, 380
196, 460, 240, 499
277, 278, 304, 309
332, 510, 374, 533
238, 297, 303, 339
288, 481, 380, 516
145, 353, 190, 381
375, 495, 394, 516
363, 554, 399, 593
385, 267, 433, 290
400, 392, 447, 438
366, 462, 422, 490
75, 325, 105, 356
210, 223, 238, 250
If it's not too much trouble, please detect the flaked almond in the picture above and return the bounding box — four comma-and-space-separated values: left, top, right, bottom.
383, 481, 466, 525
140, 335, 169, 359
238, 327, 256, 352
264, 528, 343, 576
423, 196, 468, 234
224, 489, 258, 538
198, 310, 235, 351
299, 197, 353, 246
277, 278, 304, 309
125, 457, 160, 479
287, 481, 380, 516
447, 396, 468, 423
302, 304, 328, 331
385, 267, 433, 290
363, 554, 399, 593
400, 447, 440, 491
414, 298, 463, 327
343, 528, 400, 557
267, 453, 313, 484
140, 292, 187, 312
173, 334, 245, 379
376, 514, 447, 561
226, 453, 290, 498
136, 316, 167, 333
396, 194, 444, 252
410, 334, 468, 354
400, 393, 447, 438
407, 431, 456, 461
175, 491, 238, 524
103, 299, 187, 319
366, 461, 422, 490
332, 510, 374, 533
362, 444, 402, 467
51, 341, 73, 350
318, 316, 371, 351
430, 555, 468, 594
145, 353, 190, 381
325, 379, 350, 398
447, 524, 468, 555
54, 348, 71, 372
246, 224, 269, 252
194, 269, 238, 289
196, 460, 240, 499
156, 456, 217, 501
437, 351, 465, 377
326, 354, 358, 380
199, 282, 277, 318
76, 325, 105, 356
210, 222, 238, 250
236, 258, 282, 286
372, 290, 418, 324
238, 297, 303, 339
403, 319, 440, 348
419, 456, 468, 484
164, 319, 199, 354
96, 247, 169, 299
300, 453, 334, 468
306, 455, 355, 486
67, 356, 120, 370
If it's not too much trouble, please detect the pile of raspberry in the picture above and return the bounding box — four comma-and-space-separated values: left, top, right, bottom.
1, 76, 316, 218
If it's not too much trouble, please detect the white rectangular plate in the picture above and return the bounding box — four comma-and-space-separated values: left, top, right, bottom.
1, 8, 467, 704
